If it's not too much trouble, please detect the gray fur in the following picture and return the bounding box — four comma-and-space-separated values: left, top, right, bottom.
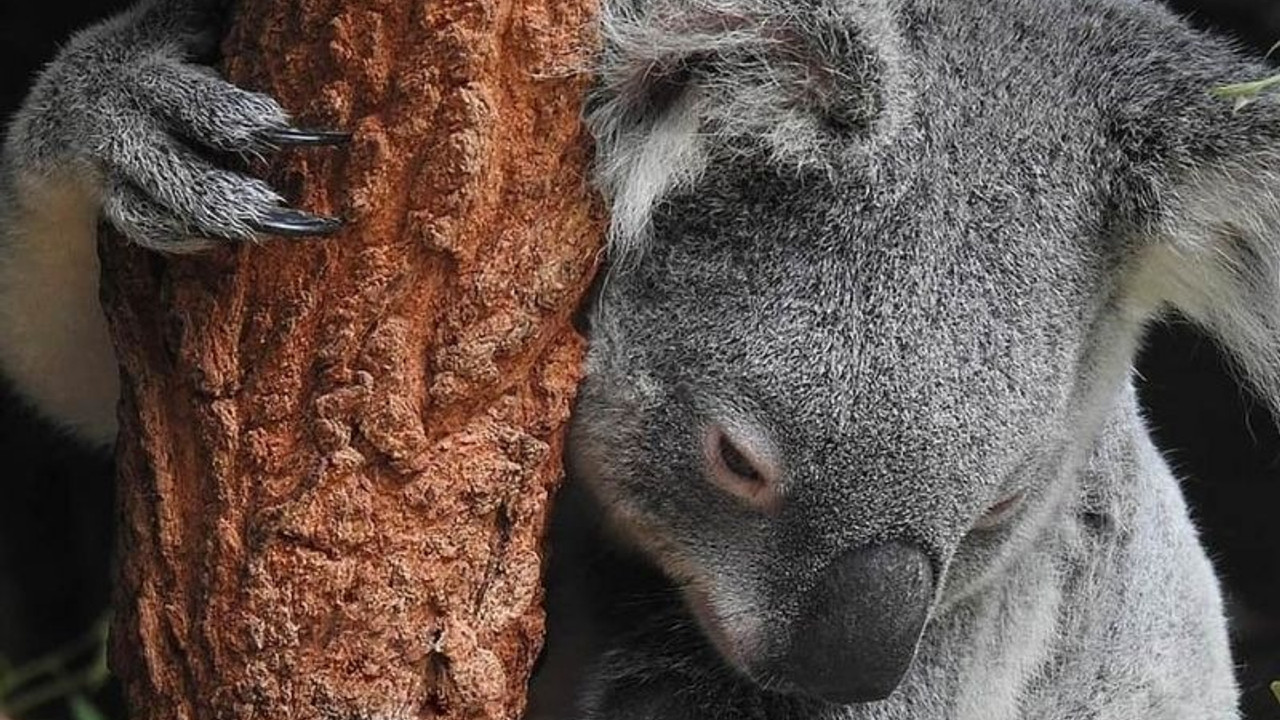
536, 0, 1280, 718
2, 0, 293, 251
0, 0, 1272, 718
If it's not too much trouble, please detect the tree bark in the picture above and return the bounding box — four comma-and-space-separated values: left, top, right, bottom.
100, 1, 602, 719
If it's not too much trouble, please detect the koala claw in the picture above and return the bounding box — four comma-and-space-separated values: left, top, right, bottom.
249, 207, 344, 237
259, 127, 353, 148
0, 0, 356, 251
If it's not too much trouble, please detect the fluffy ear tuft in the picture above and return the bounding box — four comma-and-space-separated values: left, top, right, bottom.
587, 0, 910, 261
1129, 157, 1280, 413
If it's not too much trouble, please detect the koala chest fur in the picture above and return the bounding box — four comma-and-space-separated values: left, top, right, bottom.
1, 0, 1276, 718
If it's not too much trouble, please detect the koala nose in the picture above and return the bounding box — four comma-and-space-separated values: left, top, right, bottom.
776, 542, 933, 705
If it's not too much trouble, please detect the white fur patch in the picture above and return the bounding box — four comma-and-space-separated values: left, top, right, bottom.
601, 91, 709, 261
587, 0, 911, 262
1127, 159, 1280, 409
0, 171, 118, 446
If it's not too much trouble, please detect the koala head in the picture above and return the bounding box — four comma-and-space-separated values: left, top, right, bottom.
568, 0, 1280, 704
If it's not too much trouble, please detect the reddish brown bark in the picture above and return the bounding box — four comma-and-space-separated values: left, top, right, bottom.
100, 1, 602, 719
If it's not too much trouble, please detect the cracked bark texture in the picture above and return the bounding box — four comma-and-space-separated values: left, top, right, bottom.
99, 1, 602, 719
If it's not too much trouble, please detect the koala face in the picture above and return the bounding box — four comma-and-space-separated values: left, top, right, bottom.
570, 144, 1121, 700
569, 0, 1280, 706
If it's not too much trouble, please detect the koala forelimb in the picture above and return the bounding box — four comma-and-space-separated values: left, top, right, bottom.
0, 0, 344, 444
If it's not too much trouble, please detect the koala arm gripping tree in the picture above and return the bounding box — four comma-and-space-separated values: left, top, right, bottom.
0, 0, 601, 718
0, 0, 338, 445
531, 1, 1280, 719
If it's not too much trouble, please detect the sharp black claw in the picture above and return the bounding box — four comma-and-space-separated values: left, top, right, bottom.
260, 127, 353, 147
250, 208, 344, 237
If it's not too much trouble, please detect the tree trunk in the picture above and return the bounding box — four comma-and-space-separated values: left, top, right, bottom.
99, 1, 602, 718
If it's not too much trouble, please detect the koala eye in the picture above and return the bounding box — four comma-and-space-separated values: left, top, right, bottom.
719, 435, 762, 482
973, 491, 1025, 531
703, 426, 780, 511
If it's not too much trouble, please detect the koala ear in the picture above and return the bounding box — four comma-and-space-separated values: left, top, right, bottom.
1127, 101, 1280, 413
588, 0, 909, 258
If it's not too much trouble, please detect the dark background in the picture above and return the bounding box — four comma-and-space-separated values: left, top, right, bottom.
1, 0, 1278, 718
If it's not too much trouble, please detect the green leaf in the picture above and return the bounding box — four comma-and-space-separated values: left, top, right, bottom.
1, 613, 113, 718
0, 653, 13, 697
1271, 679, 1280, 706
68, 694, 108, 720
1211, 74, 1280, 110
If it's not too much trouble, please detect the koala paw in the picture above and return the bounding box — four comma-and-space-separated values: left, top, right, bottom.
8, 0, 346, 251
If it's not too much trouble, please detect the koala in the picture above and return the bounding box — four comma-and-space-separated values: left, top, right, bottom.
1, 1, 1276, 720
531, 1, 1280, 719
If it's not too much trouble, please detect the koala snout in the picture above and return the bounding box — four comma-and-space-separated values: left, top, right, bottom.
772, 542, 932, 705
